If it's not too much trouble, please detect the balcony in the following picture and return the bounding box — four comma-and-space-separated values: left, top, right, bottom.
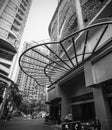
0, 57, 12, 65
0, 25, 18, 53
19, 5, 26, 15
19, 18, 112, 88
11, 0, 20, 7
0, 64, 10, 75
12, 23, 21, 31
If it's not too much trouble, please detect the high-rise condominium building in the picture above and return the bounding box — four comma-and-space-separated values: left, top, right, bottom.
0, 0, 32, 83
17, 42, 47, 101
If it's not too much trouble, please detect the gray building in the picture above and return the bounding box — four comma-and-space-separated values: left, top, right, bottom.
17, 42, 47, 101
0, 0, 32, 118
48, 0, 112, 130
0, 0, 32, 81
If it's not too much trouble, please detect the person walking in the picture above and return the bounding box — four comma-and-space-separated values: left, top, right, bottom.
94, 118, 101, 130
67, 112, 73, 122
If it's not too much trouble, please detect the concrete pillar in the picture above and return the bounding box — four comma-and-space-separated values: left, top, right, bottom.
61, 96, 71, 119
93, 86, 112, 130
58, 85, 72, 120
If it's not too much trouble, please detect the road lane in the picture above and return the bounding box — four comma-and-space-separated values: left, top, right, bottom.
0, 119, 56, 130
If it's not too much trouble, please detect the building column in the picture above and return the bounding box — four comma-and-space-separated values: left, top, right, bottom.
61, 96, 71, 119
93, 86, 112, 130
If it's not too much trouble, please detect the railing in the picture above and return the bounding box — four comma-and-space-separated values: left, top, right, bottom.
62, 120, 101, 130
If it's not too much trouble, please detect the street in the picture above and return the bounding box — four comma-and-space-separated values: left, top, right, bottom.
0, 118, 57, 130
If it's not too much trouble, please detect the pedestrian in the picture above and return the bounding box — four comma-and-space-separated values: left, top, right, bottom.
94, 117, 101, 130
67, 112, 73, 122
57, 111, 61, 124
74, 121, 81, 130
64, 114, 68, 122
45, 112, 49, 122
64, 112, 73, 122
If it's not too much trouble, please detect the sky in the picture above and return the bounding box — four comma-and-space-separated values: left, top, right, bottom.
22, 0, 58, 42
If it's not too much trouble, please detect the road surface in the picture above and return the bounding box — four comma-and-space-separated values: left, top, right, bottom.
0, 118, 57, 130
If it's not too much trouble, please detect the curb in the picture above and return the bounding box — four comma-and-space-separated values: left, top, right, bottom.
52, 125, 62, 130
44, 122, 62, 130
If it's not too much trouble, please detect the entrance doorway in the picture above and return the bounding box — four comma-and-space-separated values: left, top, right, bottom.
72, 102, 95, 121
49, 98, 61, 124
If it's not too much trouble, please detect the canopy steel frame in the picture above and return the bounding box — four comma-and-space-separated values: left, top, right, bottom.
19, 18, 112, 87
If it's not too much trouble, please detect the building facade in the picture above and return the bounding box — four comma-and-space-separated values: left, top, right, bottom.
0, 0, 32, 80
47, 0, 112, 130
0, 0, 32, 118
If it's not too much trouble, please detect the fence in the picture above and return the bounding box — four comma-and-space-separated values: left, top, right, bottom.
62, 120, 101, 130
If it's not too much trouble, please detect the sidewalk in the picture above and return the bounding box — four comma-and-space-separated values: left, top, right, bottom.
53, 124, 62, 130
0, 119, 62, 130
0, 120, 6, 127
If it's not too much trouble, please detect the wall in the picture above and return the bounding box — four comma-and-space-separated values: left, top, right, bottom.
93, 52, 112, 84
84, 51, 112, 87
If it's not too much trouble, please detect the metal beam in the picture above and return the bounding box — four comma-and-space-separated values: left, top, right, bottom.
92, 24, 108, 54
32, 48, 70, 71
82, 30, 89, 61
72, 37, 78, 65
60, 42, 75, 68
44, 44, 72, 70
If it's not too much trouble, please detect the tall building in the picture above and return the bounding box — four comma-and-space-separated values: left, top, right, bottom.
48, 0, 112, 129
17, 71, 40, 101
17, 42, 46, 101
0, 0, 32, 118
0, 0, 32, 83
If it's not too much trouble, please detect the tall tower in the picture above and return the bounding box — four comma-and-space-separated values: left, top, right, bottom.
17, 42, 46, 102
0, 0, 32, 81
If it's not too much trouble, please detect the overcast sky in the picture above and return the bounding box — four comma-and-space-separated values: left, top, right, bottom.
22, 0, 58, 42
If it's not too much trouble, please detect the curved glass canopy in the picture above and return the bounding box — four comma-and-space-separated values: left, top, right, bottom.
19, 18, 112, 88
